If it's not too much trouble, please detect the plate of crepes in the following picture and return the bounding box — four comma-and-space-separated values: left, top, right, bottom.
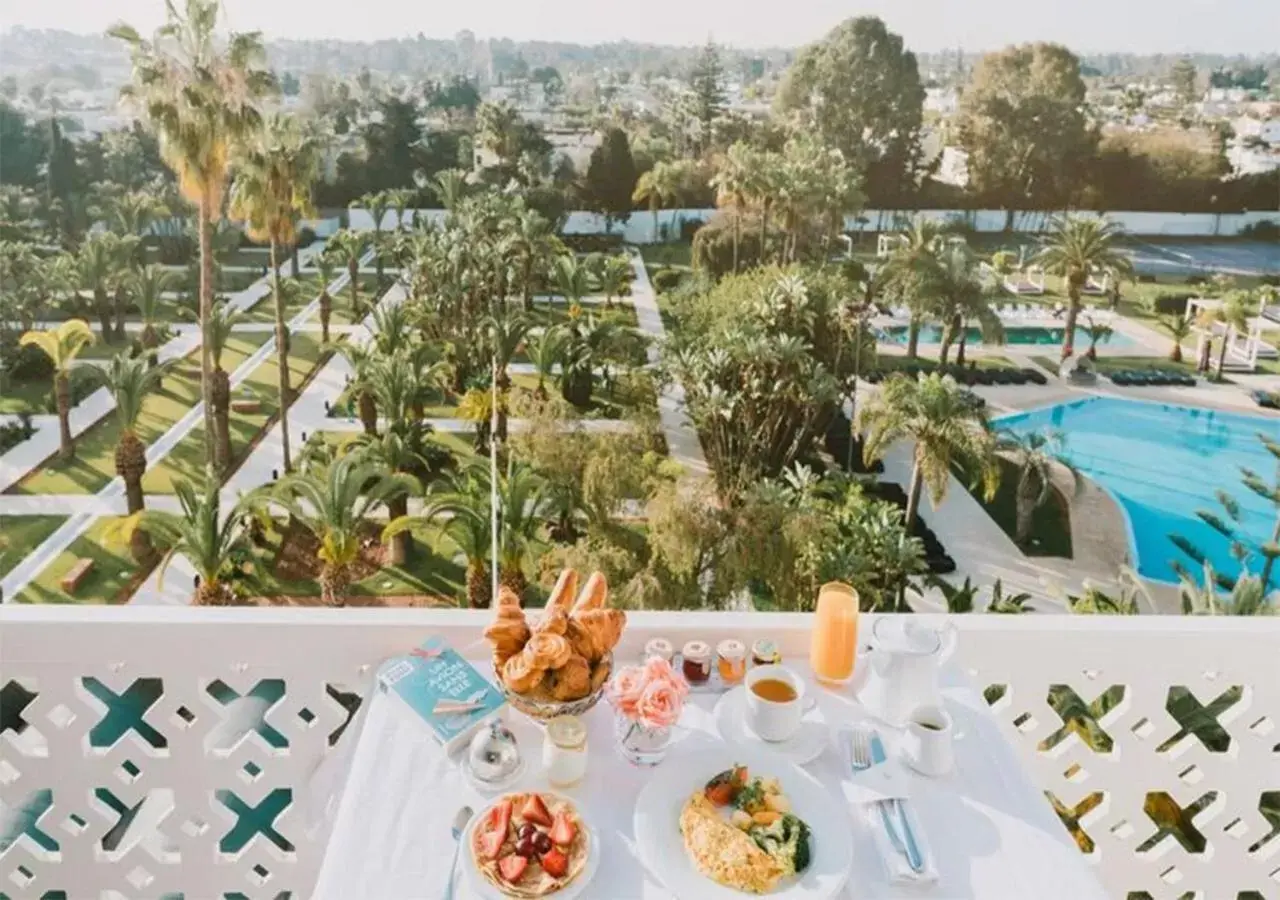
464, 791, 598, 899
634, 749, 853, 899
485, 569, 626, 718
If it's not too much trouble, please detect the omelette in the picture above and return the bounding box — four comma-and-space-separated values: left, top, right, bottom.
679, 792, 784, 893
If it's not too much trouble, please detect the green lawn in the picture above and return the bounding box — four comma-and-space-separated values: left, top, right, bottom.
958, 457, 1074, 558
14, 516, 144, 605
876, 353, 1018, 372
295, 274, 384, 326
9, 334, 269, 496
639, 242, 693, 273
142, 333, 333, 493
0, 377, 53, 415
527, 302, 640, 331
0, 516, 66, 580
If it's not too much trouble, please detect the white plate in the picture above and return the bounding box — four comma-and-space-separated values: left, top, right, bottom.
461, 793, 600, 900
713, 688, 830, 766
633, 748, 854, 900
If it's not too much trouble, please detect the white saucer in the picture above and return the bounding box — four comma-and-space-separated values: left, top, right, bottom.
712, 687, 831, 766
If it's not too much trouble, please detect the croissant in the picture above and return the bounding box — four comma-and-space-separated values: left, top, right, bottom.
549, 654, 592, 701
502, 653, 546, 694
546, 568, 580, 616
525, 632, 573, 670
533, 608, 569, 636
567, 608, 627, 663
484, 587, 530, 667
571, 572, 608, 614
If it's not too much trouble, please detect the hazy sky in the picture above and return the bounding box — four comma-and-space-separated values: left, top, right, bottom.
2, 0, 1278, 54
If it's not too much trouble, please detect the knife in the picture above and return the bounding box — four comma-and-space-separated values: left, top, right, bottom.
869, 733, 926, 874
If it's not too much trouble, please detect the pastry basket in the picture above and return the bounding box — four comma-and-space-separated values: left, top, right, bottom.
495, 652, 612, 721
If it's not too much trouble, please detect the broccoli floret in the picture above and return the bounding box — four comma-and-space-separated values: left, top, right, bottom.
749, 814, 812, 876
785, 814, 812, 873
735, 778, 768, 814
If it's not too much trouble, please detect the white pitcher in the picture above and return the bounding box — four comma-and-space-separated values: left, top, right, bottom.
858, 617, 956, 726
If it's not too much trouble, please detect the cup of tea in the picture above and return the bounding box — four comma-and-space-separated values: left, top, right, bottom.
902, 704, 954, 777
744, 664, 805, 742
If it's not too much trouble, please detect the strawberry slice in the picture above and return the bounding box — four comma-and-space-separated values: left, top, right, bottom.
479, 828, 506, 861
539, 846, 569, 879
487, 799, 513, 837
520, 793, 553, 828
548, 811, 576, 847
498, 854, 529, 883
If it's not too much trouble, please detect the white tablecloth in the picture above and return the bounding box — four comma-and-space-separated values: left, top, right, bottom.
312, 664, 1108, 900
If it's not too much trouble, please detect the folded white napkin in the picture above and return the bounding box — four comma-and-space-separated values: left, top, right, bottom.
836, 726, 939, 887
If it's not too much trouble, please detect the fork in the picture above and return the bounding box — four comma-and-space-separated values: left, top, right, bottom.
849, 728, 924, 875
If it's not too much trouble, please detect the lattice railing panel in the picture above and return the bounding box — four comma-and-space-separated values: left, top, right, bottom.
959, 620, 1280, 899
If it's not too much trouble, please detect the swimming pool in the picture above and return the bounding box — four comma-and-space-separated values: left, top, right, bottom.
997, 397, 1280, 584
878, 324, 1134, 349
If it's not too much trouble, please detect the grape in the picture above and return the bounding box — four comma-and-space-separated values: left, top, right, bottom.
514, 837, 537, 858
517, 824, 538, 840
534, 832, 553, 854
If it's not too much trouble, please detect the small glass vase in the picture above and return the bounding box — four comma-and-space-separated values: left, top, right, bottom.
614, 711, 672, 766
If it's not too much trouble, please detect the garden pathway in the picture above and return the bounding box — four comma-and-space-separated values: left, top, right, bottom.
626, 248, 708, 480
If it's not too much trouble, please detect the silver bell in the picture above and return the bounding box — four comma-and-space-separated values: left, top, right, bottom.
467, 719, 522, 783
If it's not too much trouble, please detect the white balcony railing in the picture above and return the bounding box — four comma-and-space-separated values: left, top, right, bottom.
1, 608, 1277, 899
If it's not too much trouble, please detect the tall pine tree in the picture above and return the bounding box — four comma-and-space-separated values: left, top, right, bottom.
689, 40, 726, 155
583, 127, 637, 233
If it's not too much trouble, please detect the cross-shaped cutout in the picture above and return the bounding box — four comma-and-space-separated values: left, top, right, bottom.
1045, 790, 1103, 854
0, 680, 36, 736
1041, 684, 1125, 753
205, 679, 288, 751
1137, 790, 1215, 854
217, 788, 295, 855
82, 677, 166, 751
1158, 685, 1242, 753
1249, 790, 1279, 855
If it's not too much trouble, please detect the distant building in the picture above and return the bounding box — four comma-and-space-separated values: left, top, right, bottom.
936, 146, 970, 188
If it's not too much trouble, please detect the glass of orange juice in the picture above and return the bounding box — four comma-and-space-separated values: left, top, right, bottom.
810, 582, 859, 685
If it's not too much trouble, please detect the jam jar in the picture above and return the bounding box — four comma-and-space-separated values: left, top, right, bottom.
716, 639, 746, 685
751, 638, 781, 668
681, 641, 712, 684
644, 637, 674, 663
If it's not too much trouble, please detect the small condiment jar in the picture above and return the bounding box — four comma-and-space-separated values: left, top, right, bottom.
716, 639, 746, 685
751, 639, 781, 668
644, 637, 674, 663
542, 715, 588, 788
681, 641, 712, 684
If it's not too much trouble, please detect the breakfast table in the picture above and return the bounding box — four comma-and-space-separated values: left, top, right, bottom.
310, 635, 1108, 900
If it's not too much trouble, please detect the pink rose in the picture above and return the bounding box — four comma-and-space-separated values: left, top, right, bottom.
608, 667, 646, 718
642, 656, 690, 699
636, 680, 683, 730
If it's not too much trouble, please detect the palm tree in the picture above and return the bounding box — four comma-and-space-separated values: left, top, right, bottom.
259, 452, 415, 605
1211, 295, 1250, 381
346, 427, 431, 566
77, 232, 129, 342
384, 461, 493, 607
326, 230, 368, 316
1036, 217, 1133, 360
229, 113, 321, 474
928, 242, 1003, 366
206, 302, 242, 472
132, 264, 178, 354
1160, 314, 1193, 363
987, 579, 1035, 613
385, 187, 415, 234
1067, 568, 1150, 615
108, 189, 168, 239
429, 168, 470, 211
85, 354, 170, 561
597, 254, 632, 309
1178, 564, 1275, 616
878, 220, 946, 360
857, 372, 999, 531
997, 429, 1081, 548
1081, 317, 1114, 360
710, 143, 753, 273
20, 319, 95, 460
493, 461, 549, 596
551, 254, 591, 307
529, 325, 566, 399
510, 208, 558, 310
485, 310, 530, 442
359, 190, 391, 284
334, 341, 379, 435
111, 0, 276, 469
632, 160, 687, 243
559, 315, 619, 408
114, 472, 258, 605
314, 251, 338, 344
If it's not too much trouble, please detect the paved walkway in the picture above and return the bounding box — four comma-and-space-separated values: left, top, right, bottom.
626, 248, 708, 480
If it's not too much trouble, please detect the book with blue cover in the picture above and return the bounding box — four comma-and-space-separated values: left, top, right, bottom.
378, 636, 506, 753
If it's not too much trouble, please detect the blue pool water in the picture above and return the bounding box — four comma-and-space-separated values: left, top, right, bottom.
997, 397, 1280, 584
879, 324, 1134, 349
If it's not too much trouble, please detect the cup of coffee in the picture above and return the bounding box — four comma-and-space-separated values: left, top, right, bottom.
744, 664, 805, 742
902, 704, 954, 777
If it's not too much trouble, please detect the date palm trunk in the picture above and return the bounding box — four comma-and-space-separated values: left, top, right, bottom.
499, 563, 526, 599
905, 464, 924, 533
319, 290, 332, 344
289, 241, 299, 279
94, 287, 113, 343
906, 317, 921, 360
956, 327, 969, 367
211, 365, 231, 474
387, 493, 412, 565
358, 391, 378, 436
466, 559, 490, 609
319, 563, 349, 607
113, 285, 130, 343
197, 198, 217, 469
1015, 473, 1038, 547
55, 371, 74, 460
116, 429, 154, 563
1061, 277, 1083, 360
348, 259, 360, 316
938, 314, 961, 365
271, 241, 293, 473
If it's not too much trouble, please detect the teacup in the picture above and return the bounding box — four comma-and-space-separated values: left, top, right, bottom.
902, 704, 954, 777
744, 664, 805, 743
